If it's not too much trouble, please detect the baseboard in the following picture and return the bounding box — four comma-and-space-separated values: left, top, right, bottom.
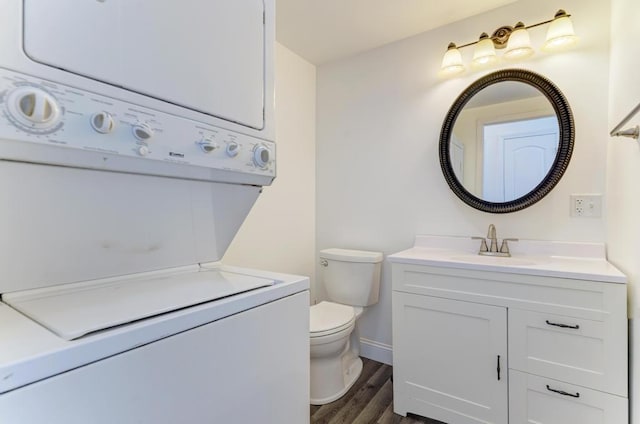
359, 337, 393, 365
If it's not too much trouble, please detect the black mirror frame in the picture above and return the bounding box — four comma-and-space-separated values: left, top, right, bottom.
439, 69, 574, 214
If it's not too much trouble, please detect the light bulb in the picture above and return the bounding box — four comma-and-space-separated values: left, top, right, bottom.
504, 22, 534, 61
472, 33, 498, 69
542, 10, 579, 52
440, 42, 465, 77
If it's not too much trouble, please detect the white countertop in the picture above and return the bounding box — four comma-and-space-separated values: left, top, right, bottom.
388, 235, 626, 284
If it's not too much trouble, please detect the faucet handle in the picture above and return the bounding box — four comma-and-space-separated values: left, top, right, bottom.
499, 238, 518, 254
471, 236, 489, 253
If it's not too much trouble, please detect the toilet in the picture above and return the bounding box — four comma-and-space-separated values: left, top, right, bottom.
309, 248, 383, 405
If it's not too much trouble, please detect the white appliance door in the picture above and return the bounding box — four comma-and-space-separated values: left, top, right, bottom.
0, 291, 310, 424
23, 0, 266, 130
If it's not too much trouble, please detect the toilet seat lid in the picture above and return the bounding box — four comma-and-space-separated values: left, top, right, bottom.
310, 301, 355, 336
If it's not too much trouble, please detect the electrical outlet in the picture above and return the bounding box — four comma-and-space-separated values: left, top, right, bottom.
570, 194, 602, 218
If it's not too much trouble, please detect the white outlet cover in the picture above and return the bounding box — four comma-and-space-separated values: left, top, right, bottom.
570, 194, 603, 218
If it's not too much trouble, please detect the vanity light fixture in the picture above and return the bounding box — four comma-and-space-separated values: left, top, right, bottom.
504, 22, 534, 61
440, 42, 465, 76
542, 10, 579, 52
440, 9, 578, 77
471, 33, 499, 69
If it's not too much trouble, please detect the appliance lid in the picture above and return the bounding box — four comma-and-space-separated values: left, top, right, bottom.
309, 301, 355, 335
319, 248, 383, 263
2, 267, 274, 341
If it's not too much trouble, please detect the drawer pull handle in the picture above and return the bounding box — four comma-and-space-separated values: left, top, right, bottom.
545, 320, 580, 330
497, 355, 501, 381
546, 384, 580, 398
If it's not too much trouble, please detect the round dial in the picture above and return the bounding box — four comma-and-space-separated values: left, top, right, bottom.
6, 86, 61, 131
132, 123, 154, 141
91, 111, 115, 134
198, 140, 219, 153
253, 145, 271, 168
137, 145, 150, 156
226, 141, 240, 157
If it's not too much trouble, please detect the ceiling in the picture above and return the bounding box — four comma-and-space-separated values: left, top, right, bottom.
276, 0, 519, 65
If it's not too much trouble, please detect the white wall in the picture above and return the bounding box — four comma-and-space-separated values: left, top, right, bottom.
607, 0, 640, 313
316, 0, 611, 361
224, 43, 317, 296
606, 0, 640, 421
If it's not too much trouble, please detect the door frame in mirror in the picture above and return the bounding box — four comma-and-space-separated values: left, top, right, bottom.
439, 69, 574, 214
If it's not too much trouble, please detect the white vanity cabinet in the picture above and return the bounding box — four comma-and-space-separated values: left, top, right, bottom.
390, 257, 628, 424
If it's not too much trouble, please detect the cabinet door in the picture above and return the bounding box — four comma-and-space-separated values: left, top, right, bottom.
509, 369, 628, 424
392, 293, 508, 424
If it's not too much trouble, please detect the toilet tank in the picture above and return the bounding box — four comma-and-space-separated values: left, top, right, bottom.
320, 248, 383, 307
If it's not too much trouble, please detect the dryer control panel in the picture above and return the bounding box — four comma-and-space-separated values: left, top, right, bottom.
0, 68, 275, 185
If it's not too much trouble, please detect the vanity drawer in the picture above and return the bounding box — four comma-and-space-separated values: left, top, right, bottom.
509, 370, 627, 424
508, 309, 627, 396
392, 264, 623, 321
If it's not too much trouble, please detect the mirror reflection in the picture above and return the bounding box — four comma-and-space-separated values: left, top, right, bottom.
449, 81, 558, 202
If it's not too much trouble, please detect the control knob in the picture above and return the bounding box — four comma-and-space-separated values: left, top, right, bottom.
137, 145, 150, 156
253, 145, 271, 168
132, 123, 154, 141
198, 139, 219, 153
91, 111, 115, 134
226, 141, 240, 157
6, 86, 61, 129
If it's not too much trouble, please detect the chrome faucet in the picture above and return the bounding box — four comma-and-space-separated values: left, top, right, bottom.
487, 224, 498, 253
472, 224, 518, 257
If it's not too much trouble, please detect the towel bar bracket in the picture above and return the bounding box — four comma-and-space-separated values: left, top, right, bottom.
611, 125, 640, 140
610, 101, 640, 139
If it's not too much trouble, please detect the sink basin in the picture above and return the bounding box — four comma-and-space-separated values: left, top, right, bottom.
448, 254, 538, 267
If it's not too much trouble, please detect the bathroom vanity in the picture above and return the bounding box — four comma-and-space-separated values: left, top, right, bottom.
390, 235, 628, 424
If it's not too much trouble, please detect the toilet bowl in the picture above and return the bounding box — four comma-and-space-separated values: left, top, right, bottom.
309, 248, 383, 405
310, 301, 362, 405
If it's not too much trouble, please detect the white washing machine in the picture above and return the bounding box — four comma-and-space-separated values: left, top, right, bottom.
0, 1, 310, 423
0, 263, 309, 423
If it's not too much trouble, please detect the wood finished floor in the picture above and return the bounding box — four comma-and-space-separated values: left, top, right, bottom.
310, 358, 444, 424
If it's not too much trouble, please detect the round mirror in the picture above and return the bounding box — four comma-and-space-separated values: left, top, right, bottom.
439, 69, 574, 213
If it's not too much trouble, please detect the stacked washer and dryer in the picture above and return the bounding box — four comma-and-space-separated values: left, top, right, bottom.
0, 1, 310, 423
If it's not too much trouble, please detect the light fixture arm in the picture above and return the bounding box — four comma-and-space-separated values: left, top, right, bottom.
439, 9, 577, 77
450, 10, 572, 51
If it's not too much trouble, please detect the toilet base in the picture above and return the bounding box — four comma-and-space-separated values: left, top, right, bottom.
310, 353, 363, 405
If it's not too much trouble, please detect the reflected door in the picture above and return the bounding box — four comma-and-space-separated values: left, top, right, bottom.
483, 117, 558, 202
450, 135, 465, 182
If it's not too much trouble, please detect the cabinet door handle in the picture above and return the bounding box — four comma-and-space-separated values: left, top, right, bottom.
545, 320, 580, 330
546, 384, 580, 398
497, 355, 501, 381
